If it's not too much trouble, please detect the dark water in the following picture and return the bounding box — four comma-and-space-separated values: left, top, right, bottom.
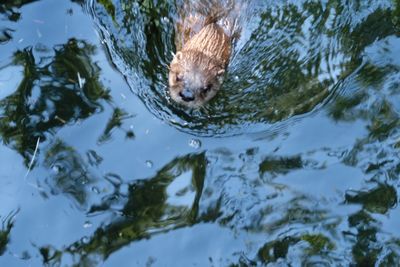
1, 0, 400, 266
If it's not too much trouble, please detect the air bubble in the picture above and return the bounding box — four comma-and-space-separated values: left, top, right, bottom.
81, 236, 90, 244
91, 187, 100, 194
146, 160, 153, 168
83, 221, 93, 228
189, 139, 201, 149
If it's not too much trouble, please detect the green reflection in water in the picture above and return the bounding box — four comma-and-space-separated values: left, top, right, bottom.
0, 210, 18, 256
88, 0, 399, 135
0, 0, 30, 43
0, 38, 112, 165
37, 153, 206, 266
98, 108, 135, 144
43, 139, 97, 206
1, 0, 400, 266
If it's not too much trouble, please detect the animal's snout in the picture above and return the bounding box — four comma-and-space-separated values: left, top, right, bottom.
179, 89, 195, 102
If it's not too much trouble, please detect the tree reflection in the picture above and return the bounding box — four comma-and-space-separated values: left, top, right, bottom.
344, 184, 398, 265
259, 155, 303, 178
0, 38, 111, 165
257, 234, 335, 265
0, 0, 39, 43
249, 3, 400, 264
325, 7, 400, 262
42, 139, 97, 207
98, 107, 135, 144
233, 181, 400, 265
38, 153, 207, 266
0, 209, 18, 256
0, 34, 134, 209
252, 196, 340, 265
88, 0, 399, 134
1, 0, 400, 265
234, 1, 396, 122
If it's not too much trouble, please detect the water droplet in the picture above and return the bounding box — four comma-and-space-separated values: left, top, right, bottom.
52, 165, 60, 173
91, 186, 100, 194
81, 236, 90, 244
83, 221, 93, 228
146, 160, 153, 168
77, 41, 86, 49
189, 139, 201, 149
234, 75, 239, 82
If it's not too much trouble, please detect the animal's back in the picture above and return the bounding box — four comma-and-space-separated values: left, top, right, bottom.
168, 0, 240, 108
183, 23, 231, 67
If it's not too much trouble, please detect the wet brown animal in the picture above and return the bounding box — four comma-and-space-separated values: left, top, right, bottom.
168, 7, 235, 108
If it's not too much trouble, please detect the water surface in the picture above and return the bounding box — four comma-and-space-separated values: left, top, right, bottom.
1, 0, 400, 266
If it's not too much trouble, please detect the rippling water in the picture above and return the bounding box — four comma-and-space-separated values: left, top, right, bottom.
86, 0, 397, 136
1, 0, 400, 266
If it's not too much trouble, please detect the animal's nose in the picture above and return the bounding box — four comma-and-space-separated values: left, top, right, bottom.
179, 89, 195, 102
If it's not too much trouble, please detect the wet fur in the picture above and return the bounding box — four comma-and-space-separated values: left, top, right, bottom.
169, 2, 236, 108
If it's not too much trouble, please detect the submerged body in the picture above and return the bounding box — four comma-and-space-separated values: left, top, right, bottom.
168, 5, 236, 108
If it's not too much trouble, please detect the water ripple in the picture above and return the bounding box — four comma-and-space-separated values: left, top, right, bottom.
86, 0, 395, 137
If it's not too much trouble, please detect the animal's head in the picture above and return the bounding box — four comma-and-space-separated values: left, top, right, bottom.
168, 51, 226, 108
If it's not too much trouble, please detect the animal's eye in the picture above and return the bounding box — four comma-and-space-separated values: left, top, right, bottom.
176, 74, 183, 82
204, 84, 212, 92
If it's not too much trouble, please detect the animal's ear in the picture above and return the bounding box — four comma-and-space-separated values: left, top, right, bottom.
217, 69, 225, 76
175, 51, 183, 60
